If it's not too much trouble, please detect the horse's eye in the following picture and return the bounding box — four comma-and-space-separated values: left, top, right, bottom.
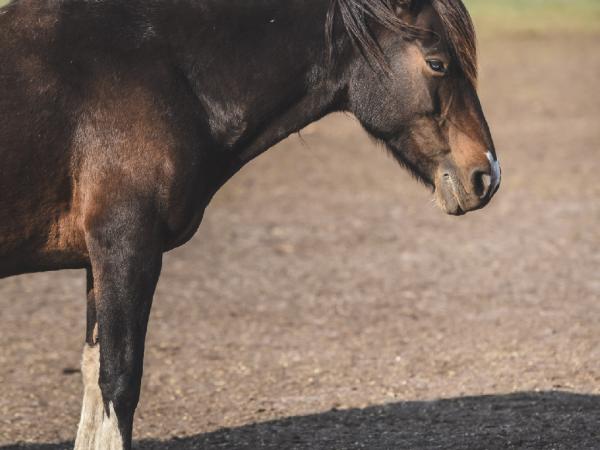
427, 59, 446, 74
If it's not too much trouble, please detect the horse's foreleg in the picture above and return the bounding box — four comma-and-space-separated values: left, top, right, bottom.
74, 203, 162, 450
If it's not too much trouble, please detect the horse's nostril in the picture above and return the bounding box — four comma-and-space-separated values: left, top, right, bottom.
471, 170, 492, 198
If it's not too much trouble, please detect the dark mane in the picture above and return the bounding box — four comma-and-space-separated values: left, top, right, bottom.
327, 0, 477, 86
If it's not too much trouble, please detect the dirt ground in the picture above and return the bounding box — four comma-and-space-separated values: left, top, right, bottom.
1, 32, 600, 449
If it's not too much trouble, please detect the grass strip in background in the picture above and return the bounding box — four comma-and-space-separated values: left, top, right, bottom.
465, 0, 600, 35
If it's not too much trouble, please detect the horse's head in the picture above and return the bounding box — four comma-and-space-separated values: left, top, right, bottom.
341, 0, 500, 215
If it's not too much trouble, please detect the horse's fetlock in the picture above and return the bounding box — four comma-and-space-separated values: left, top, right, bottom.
100, 374, 139, 415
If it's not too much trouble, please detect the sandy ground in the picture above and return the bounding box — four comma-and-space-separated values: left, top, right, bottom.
1, 32, 600, 449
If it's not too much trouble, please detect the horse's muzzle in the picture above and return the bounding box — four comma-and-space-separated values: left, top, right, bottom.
434, 151, 501, 216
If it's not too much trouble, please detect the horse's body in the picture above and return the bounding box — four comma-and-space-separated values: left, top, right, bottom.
0, 0, 337, 278
0, 0, 500, 448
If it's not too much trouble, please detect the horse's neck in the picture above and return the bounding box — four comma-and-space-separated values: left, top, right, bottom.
161, 0, 346, 164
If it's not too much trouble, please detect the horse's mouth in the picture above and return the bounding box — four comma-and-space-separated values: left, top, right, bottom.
434, 171, 483, 216
435, 175, 466, 216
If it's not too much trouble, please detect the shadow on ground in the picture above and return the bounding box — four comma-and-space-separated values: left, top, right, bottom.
4, 391, 600, 450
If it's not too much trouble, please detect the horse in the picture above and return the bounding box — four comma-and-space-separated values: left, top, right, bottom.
0, 0, 500, 448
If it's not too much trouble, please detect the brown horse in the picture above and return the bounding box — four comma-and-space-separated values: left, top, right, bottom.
0, 0, 500, 448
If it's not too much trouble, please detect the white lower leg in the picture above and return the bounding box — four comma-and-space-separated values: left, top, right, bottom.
74, 344, 124, 450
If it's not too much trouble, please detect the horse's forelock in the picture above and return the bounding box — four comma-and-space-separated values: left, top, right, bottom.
328, 0, 477, 86
327, 0, 426, 72
429, 0, 478, 87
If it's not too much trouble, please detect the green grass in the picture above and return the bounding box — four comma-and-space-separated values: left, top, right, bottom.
464, 0, 600, 34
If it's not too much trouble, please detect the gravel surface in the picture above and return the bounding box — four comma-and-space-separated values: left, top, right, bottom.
1, 34, 599, 449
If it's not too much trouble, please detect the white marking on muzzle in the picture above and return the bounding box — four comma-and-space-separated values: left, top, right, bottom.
486, 151, 501, 194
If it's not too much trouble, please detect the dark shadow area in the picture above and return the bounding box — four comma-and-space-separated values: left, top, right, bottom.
4, 392, 600, 450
